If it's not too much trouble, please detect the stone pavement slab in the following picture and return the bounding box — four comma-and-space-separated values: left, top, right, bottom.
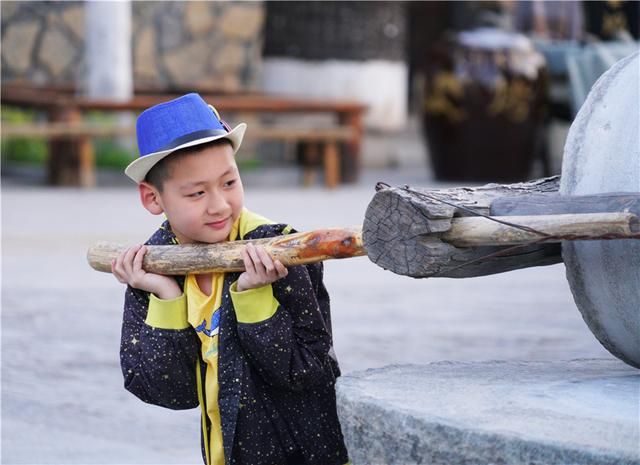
337, 360, 640, 465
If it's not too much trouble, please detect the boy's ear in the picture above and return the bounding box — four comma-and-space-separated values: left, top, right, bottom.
138, 182, 164, 215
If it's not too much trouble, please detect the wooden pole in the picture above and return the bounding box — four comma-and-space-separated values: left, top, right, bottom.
87, 227, 366, 275
442, 212, 639, 247
87, 212, 639, 275
324, 142, 340, 189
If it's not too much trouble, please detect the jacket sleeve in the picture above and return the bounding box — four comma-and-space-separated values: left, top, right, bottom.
120, 283, 200, 409
230, 228, 337, 391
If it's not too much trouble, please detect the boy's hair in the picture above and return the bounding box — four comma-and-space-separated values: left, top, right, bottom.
144, 138, 233, 191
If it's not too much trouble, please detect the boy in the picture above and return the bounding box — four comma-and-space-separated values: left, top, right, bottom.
112, 93, 349, 465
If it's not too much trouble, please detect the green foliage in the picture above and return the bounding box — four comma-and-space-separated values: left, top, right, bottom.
2, 106, 36, 124
1, 107, 48, 165
1, 107, 135, 169
1, 107, 263, 172
1, 137, 48, 164
236, 156, 262, 171
94, 139, 136, 170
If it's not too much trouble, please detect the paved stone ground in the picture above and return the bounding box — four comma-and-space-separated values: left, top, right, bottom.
338, 360, 639, 465
1, 158, 615, 463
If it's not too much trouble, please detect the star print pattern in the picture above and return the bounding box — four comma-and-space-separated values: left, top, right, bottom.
119, 218, 349, 465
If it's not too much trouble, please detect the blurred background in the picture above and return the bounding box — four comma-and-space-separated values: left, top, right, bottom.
1, 1, 638, 463
2, 0, 638, 186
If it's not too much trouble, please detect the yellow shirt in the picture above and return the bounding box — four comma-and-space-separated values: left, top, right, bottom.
185, 272, 225, 465
184, 208, 276, 465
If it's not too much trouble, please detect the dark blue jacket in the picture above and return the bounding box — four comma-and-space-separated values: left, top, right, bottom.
119, 220, 349, 465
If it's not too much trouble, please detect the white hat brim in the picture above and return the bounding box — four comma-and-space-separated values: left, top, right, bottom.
125, 123, 247, 183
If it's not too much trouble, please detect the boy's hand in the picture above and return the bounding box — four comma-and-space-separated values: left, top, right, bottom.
112, 244, 182, 300
237, 243, 288, 292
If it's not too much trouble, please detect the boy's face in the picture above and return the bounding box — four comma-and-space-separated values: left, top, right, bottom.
140, 143, 244, 244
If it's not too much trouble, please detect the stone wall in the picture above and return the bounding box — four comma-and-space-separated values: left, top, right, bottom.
1, 1, 84, 84
1, 1, 264, 91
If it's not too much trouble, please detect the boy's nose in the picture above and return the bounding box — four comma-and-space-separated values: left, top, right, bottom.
206, 191, 229, 215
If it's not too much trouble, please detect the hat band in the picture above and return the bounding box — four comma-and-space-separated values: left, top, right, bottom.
151, 128, 229, 155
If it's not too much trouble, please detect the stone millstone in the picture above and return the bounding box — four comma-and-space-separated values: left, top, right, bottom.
336, 360, 639, 465
560, 51, 640, 368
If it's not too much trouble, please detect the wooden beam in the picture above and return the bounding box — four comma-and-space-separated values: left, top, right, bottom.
363, 178, 640, 278
1, 84, 367, 114
87, 227, 366, 275
0, 122, 353, 140
1, 122, 135, 138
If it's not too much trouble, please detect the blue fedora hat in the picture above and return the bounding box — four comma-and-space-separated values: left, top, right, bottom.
125, 93, 246, 182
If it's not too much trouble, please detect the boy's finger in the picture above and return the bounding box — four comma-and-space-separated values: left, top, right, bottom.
113, 248, 127, 277
127, 244, 144, 271
132, 246, 146, 273
111, 259, 126, 283
122, 245, 139, 274
255, 246, 276, 274
242, 247, 256, 275
246, 243, 265, 274
274, 260, 288, 278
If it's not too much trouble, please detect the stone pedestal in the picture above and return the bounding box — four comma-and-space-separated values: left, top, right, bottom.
336, 360, 639, 465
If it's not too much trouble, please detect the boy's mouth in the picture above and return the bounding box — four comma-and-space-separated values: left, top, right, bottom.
206, 217, 229, 230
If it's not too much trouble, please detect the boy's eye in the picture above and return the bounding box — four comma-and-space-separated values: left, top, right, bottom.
187, 191, 205, 198
223, 179, 236, 188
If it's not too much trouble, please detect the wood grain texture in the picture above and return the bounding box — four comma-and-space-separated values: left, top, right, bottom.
364, 178, 640, 278
443, 212, 639, 247
87, 227, 365, 275
363, 177, 563, 278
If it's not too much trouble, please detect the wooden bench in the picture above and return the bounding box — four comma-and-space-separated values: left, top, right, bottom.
1, 121, 355, 188
1, 84, 366, 188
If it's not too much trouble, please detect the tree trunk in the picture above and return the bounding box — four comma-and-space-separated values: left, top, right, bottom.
363, 176, 640, 278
